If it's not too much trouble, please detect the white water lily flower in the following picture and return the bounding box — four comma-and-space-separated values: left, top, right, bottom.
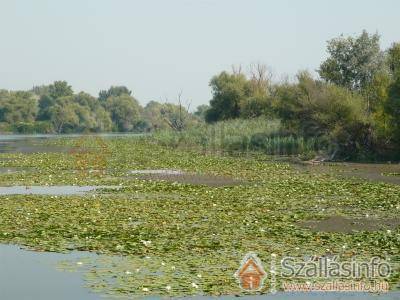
161, 262, 166, 266
136, 268, 140, 273
191, 282, 199, 289
387, 230, 392, 234
76, 261, 83, 265
165, 285, 172, 291
197, 274, 202, 278
125, 271, 132, 275
141, 240, 152, 247
142, 288, 149, 292
171, 266, 176, 270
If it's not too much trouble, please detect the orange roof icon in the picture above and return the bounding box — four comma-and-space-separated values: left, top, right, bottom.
234, 253, 267, 291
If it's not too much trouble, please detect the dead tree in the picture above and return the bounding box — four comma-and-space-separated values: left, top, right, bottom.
249, 62, 273, 94
161, 91, 191, 131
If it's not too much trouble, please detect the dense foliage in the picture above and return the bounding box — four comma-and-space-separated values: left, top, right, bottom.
204, 32, 400, 160
0, 83, 198, 134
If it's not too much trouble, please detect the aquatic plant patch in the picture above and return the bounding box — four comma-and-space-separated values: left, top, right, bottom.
0, 137, 399, 296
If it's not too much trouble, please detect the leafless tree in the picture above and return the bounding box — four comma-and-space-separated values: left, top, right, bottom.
249, 62, 273, 94
161, 91, 191, 131
231, 64, 243, 76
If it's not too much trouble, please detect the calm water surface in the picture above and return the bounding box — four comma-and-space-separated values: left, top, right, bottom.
1, 244, 399, 299
0, 244, 103, 300
0, 185, 120, 195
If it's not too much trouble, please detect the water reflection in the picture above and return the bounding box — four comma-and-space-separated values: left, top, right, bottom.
0, 244, 103, 300
0, 244, 398, 300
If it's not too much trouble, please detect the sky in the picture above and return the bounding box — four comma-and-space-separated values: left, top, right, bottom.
0, 0, 399, 108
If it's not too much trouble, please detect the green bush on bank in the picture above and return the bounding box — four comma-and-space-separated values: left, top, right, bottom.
11, 121, 54, 134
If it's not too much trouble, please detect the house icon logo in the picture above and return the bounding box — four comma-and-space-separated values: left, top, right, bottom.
234, 252, 267, 291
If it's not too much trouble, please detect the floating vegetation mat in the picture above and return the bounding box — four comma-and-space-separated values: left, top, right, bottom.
128, 169, 243, 187
0, 137, 399, 297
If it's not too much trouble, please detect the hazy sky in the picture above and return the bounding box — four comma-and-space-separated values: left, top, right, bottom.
0, 0, 398, 108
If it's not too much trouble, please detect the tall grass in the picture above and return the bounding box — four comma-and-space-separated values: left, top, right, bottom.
151, 118, 326, 157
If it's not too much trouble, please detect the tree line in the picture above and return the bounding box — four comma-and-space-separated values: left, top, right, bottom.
1, 30, 399, 160
0, 83, 197, 134
203, 31, 400, 160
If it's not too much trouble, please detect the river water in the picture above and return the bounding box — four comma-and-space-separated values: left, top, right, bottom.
0, 134, 399, 299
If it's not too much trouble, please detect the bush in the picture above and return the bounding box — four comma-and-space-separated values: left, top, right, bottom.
274, 72, 370, 158
12, 121, 54, 134
0, 122, 12, 133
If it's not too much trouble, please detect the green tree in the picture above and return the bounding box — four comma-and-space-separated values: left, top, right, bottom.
93, 106, 113, 132
194, 104, 210, 120
143, 101, 166, 130
144, 101, 196, 131
274, 72, 370, 158
48, 98, 79, 133
388, 43, 400, 77
384, 43, 400, 148
318, 31, 384, 93
98, 86, 131, 102
104, 94, 141, 132
0, 91, 38, 123
205, 72, 250, 122
31, 85, 50, 97
37, 81, 73, 121
38, 94, 56, 120
48, 81, 73, 99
